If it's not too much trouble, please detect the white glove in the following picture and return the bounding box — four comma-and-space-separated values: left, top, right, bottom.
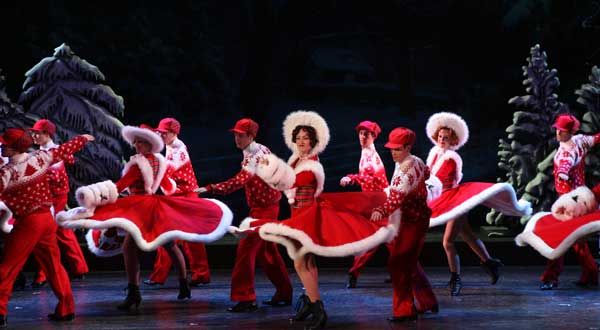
195, 187, 208, 194
558, 173, 569, 181
340, 176, 352, 186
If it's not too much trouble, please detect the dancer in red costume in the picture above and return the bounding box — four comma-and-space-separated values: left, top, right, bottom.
370, 127, 437, 323
535, 114, 600, 290
28, 119, 89, 287
0, 128, 93, 326
231, 111, 402, 329
425, 112, 531, 296
340, 120, 390, 288
144, 118, 211, 287
57, 125, 232, 310
203, 118, 293, 312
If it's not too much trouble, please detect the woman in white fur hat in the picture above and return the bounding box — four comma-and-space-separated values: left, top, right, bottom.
56, 124, 232, 310
425, 112, 531, 296
232, 111, 399, 329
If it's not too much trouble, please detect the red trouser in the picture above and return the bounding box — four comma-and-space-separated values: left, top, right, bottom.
348, 243, 393, 277
540, 241, 598, 285
389, 218, 436, 317
34, 195, 89, 282
230, 204, 292, 302
0, 209, 74, 316
149, 242, 210, 284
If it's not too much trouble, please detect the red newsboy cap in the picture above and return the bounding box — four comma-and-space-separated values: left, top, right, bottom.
0, 128, 33, 153
29, 119, 56, 137
155, 118, 181, 135
552, 114, 580, 133
355, 120, 381, 138
384, 127, 416, 149
229, 118, 259, 137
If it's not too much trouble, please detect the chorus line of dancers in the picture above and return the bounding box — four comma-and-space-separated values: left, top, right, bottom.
0, 110, 597, 329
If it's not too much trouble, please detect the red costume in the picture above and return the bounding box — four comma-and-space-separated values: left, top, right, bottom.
207, 140, 292, 303
32, 140, 89, 284
539, 133, 600, 286
0, 132, 89, 319
148, 137, 210, 285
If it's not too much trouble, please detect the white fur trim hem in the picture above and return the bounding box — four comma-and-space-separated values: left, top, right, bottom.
0, 202, 13, 234
515, 211, 600, 259
257, 210, 401, 260
429, 183, 532, 227
56, 198, 233, 253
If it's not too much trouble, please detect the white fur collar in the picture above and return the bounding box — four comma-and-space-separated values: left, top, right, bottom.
287, 154, 325, 197
122, 153, 168, 194
426, 146, 463, 184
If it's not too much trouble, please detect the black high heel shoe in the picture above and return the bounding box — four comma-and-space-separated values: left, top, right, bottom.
481, 258, 503, 284
448, 274, 462, 296
47, 313, 75, 322
290, 294, 313, 323
117, 283, 141, 310
177, 279, 191, 300
305, 300, 327, 330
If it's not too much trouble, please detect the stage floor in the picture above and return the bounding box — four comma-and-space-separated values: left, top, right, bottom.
7, 266, 600, 329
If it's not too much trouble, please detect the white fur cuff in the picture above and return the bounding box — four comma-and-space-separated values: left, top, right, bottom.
256, 154, 296, 191
551, 186, 598, 221
425, 175, 442, 202
76, 180, 119, 209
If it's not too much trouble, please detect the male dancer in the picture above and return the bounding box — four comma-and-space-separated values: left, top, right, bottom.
0, 128, 93, 326
29, 119, 89, 286
340, 121, 389, 288
204, 118, 292, 312
143, 118, 211, 287
540, 114, 600, 290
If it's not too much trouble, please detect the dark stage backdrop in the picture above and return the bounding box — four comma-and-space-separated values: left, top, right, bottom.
0, 0, 599, 227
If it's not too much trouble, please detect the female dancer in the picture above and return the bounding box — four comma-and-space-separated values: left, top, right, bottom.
57, 125, 232, 309
426, 112, 530, 296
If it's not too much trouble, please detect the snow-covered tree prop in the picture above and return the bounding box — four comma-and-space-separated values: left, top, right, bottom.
487, 44, 566, 226
0, 70, 32, 131
19, 43, 126, 202
577, 65, 600, 186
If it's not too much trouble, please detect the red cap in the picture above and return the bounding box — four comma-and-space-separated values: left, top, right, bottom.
229, 118, 259, 137
0, 128, 33, 153
155, 118, 181, 135
552, 114, 580, 132
29, 119, 56, 137
384, 127, 416, 149
355, 120, 381, 138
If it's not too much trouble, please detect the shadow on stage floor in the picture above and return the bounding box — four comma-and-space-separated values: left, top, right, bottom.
7, 266, 600, 329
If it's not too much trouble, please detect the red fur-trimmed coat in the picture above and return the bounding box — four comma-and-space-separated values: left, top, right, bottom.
554, 134, 600, 195
117, 153, 175, 196
373, 155, 431, 221
0, 136, 88, 218
345, 144, 388, 192
207, 142, 281, 208
165, 138, 199, 195
426, 146, 462, 190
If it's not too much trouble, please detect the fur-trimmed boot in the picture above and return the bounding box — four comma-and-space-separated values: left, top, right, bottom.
117, 283, 142, 310
305, 300, 327, 330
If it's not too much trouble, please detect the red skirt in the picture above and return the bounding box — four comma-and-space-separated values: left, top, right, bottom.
231, 192, 400, 260
57, 195, 232, 256
516, 210, 600, 259
428, 182, 532, 227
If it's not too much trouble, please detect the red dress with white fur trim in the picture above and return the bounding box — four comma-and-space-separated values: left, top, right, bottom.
427, 146, 531, 227
58, 153, 232, 256
254, 155, 398, 260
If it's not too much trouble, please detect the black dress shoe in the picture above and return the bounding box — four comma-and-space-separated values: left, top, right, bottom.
0, 314, 6, 328
189, 279, 210, 287
142, 279, 162, 286
387, 314, 418, 322
31, 280, 47, 289
47, 313, 75, 322
227, 301, 258, 312
384, 277, 392, 283
539, 281, 556, 290
573, 280, 598, 288
262, 296, 292, 306
13, 272, 26, 291
346, 274, 357, 289
70, 274, 86, 281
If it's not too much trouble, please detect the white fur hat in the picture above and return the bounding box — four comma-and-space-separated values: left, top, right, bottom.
283, 110, 330, 157
426, 112, 469, 150
122, 125, 164, 153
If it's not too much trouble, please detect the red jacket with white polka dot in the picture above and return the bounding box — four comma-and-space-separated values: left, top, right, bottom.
165, 138, 199, 195
207, 142, 281, 208
0, 136, 88, 218
373, 155, 431, 221
554, 134, 600, 196
345, 144, 388, 192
